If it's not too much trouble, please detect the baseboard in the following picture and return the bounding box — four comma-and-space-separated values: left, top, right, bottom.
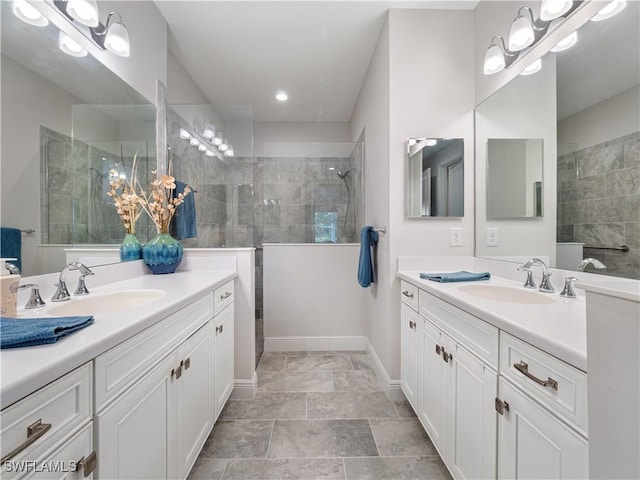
365, 338, 406, 402
264, 336, 367, 352
231, 372, 257, 400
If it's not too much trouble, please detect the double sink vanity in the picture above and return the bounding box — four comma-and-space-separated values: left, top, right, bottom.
1, 269, 237, 479
398, 257, 589, 479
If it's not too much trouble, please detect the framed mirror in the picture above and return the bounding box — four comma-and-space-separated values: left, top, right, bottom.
487, 138, 544, 219
1, 2, 155, 276
407, 137, 464, 218
475, 2, 639, 279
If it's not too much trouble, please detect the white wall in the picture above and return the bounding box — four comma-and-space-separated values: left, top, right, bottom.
475, 58, 557, 264
253, 121, 352, 157
167, 50, 211, 105
558, 85, 640, 153
263, 244, 365, 350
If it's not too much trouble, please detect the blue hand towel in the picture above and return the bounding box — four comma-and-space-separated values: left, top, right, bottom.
420, 271, 491, 283
1, 316, 94, 349
171, 181, 197, 240
358, 226, 379, 288
1, 227, 22, 271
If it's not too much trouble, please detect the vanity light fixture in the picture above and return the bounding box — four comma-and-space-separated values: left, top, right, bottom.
275, 91, 288, 102
591, 0, 626, 21
540, 0, 573, 21
224, 148, 235, 157
520, 58, 543, 76
198, 143, 207, 152
90, 12, 130, 57
205, 150, 216, 157
189, 137, 199, 147
64, 0, 99, 27
202, 124, 216, 139
212, 132, 223, 146
218, 139, 229, 152
483, 35, 518, 75
179, 128, 191, 139
509, 6, 548, 52
59, 31, 87, 57
550, 30, 578, 52
12, 0, 49, 27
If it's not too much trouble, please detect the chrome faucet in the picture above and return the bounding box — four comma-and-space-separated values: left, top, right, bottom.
577, 258, 606, 272
519, 258, 555, 293
51, 262, 94, 302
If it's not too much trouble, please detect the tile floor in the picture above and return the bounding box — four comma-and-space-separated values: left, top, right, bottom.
189, 351, 452, 480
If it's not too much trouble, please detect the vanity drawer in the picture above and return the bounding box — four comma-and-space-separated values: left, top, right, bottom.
1, 363, 92, 476
214, 281, 234, 315
500, 332, 588, 436
419, 290, 499, 368
94, 293, 213, 412
400, 281, 419, 311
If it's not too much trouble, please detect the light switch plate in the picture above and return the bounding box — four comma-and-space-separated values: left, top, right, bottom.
450, 228, 463, 247
487, 228, 499, 247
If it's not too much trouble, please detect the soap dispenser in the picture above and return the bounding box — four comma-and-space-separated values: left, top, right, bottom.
0, 258, 21, 317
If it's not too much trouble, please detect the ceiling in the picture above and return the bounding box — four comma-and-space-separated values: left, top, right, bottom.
155, 1, 477, 123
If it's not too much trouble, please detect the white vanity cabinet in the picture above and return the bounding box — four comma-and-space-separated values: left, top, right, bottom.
213, 301, 235, 418
416, 291, 498, 480
400, 281, 419, 410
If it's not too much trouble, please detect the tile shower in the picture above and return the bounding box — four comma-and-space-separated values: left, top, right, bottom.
557, 131, 640, 279
168, 108, 364, 363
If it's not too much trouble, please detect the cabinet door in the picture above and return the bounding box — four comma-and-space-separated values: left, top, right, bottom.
418, 316, 447, 455
498, 379, 588, 480
176, 324, 213, 480
400, 304, 419, 411
214, 304, 235, 418
97, 354, 178, 480
446, 340, 497, 480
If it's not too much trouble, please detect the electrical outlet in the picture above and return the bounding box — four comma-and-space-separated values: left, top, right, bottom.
450, 228, 463, 247
487, 228, 499, 247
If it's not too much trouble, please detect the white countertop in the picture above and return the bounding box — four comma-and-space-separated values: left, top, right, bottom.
398, 271, 587, 372
1, 270, 236, 410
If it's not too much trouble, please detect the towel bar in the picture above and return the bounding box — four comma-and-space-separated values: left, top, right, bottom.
20, 229, 35, 234
374, 226, 387, 234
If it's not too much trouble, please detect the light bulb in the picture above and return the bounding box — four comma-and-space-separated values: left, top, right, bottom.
591, 0, 626, 21
212, 133, 223, 146
550, 31, 578, 52
219, 139, 229, 152
179, 128, 191, 140
224, 147, 234, 157
203, 124, 215, 139
198, 143, 207, 152
520, 58, 542, 76
104, 20, 130, 57
189, 137, 199, 146
509, 15, 535, 51
205, 150, 216, 157
540, 0, 573, 21
12, 0, 48, 27
483, 44, 506, 75
59, 32, 87, 57
66, 0, 99, 27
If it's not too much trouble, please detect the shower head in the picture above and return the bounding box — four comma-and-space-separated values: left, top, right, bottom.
336, 168, 354, 179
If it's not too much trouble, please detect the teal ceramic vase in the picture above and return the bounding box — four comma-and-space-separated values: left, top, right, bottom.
143, 233, 183, 274
120, 233, 143, 262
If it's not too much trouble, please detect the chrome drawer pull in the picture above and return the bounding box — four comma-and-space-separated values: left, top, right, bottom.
1, 419, 52, 463
220, 291, 232, 300
514, 361, 558, 390
435, 344, 442, 355
216, 324, 224, 334
402, 290, 414, 299
441, 348, 453, 363
408, 320, 416, 330
76, 451, 97, 477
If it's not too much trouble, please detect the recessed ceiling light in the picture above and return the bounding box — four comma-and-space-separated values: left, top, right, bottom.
275, 91, 288, 102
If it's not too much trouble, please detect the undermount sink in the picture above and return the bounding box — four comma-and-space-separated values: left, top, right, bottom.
45, 289, 166, 317
456, 284, 556, 305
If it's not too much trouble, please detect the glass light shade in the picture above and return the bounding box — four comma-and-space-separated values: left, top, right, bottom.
179, 128, 191, 139
205, 150, 216, 157
12, 0, 48, 27
59, 32, 87, 57
189, 137, 199, 146
224, 148, 235, 157
591, 0, 626, 21
540, 0, 572, 21
483, 44, 506, 75
424, 139, 438, 146
550, 31, 578, 52
203, 124, 215, 139
198, 143, 207, 152
212, 133, 223, 146
509, 15, 535, 51
520, 58, 542, 76
218, 139, 229, 152
104, 21, 130, 57
66, 0, 99, 27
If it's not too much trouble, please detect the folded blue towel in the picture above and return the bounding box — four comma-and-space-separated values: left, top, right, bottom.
171, 181, 197, 240
1, 316, 94, 349
358, 226, 379, 288
1, 227, 22, 271
420, 271, 491, 283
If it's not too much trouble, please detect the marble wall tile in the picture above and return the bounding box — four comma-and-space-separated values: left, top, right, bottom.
557, 180, 577, 204
601, 249, 640, 280
262, 226, 283, 243
257, 371, 334, 392
577, 144, 624, 178
625, 223, 640, 249
369, 418, 437, 456
344, 457, 451, 480
557, 154, 576, 183
286, 225, 314, 243
237, 184, 253, 204
220, 393, 306, 420
222, 458, 345, 480
557, 224, 575, 242
557, 200, 590, 225
606, 167, 640, 196
624, 140, 640, 168
575, 223, 625, 246
268, 419, 378, 458
306, 392, 398, 419
589, 195, 640, 223
281, 205, 313, 226
201, 420, 273, 459
577, 174, 606, 200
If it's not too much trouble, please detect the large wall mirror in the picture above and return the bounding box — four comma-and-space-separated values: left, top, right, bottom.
407, 137, 464, 218
475, 1, 639, 279
1, 2, 155, 276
